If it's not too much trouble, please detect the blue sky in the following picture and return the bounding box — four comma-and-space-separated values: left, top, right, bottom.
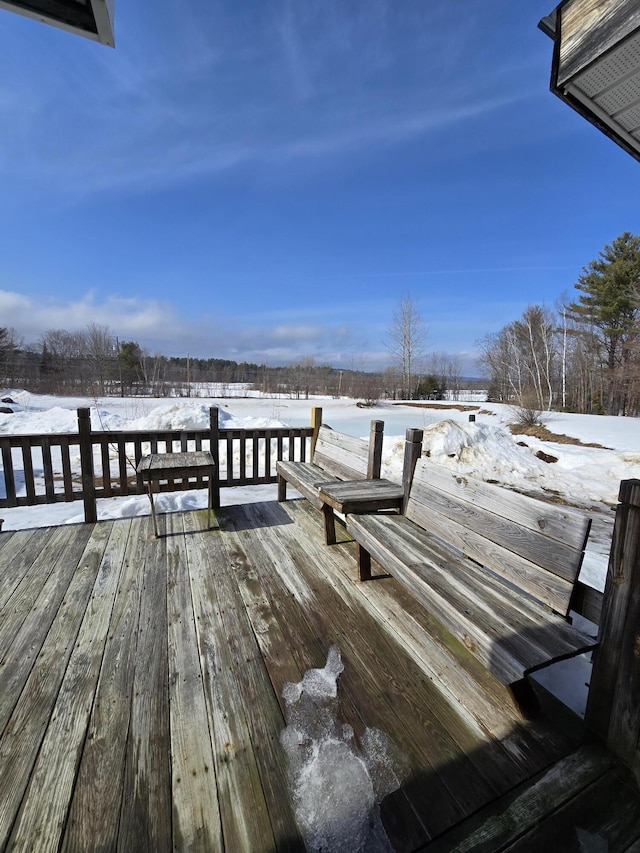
1, 1, 639, 375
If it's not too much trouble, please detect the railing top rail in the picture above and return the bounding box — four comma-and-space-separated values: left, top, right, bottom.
0, 425, 315, 443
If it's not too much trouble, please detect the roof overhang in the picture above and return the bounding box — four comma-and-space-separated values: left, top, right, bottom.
0, 0, 114, 47
540, 0, 640, 162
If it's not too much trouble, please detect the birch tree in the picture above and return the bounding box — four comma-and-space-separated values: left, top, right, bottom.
386, 294, 427, 399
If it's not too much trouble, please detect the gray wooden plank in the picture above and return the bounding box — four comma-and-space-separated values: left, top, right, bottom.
165, 511, 224, 852
223, 502, 431, 852
184, 510, 300, 851
117, 513, 172, 852
185, 515, 278, 853
415, 460, 591, 552
0, 525, 71, 612
314, 427, 370, 479
293, 499, 581, 763
342, 542, 585, 773
406, 478, 582, 613
7, 520, 132, 853
425, 744, 618, 853
61, 516, 149, 852
0, 530, 15, 551
557, 0, 640, 84
0, 522, 116, 850
500, 762, 640, 852
0, 524, 94, 736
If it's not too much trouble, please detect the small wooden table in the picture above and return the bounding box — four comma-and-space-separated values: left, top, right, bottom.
316, 479, 404, 545
137, 451, 216, 537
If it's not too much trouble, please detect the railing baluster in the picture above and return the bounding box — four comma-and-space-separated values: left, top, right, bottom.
0, 413, 315, 511
2, 442, 17, 506
101, 440, 112, 497
239, 432, 247, 484
22, 438, 36, 504
42, 437, 55, 502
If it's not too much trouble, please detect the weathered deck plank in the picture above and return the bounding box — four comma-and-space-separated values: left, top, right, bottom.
8, 519, 132, 852
0, 501, 637, 852
116, 512, 172, 852
61, 515, 150, 851
0, 520, 124, 850
184, 510, 304, 851
0, 524, 76, 611
0, 524, 93, 727
0, 522, 112, 849
165, 511, 224, 852
179, 510, 280, 852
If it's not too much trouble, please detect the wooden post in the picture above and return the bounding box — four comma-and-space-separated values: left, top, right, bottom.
402, 428, 423, 513
585, 479, 640, 777
77, 408, 97, 524
209, 406, 220, 509
367, 420, 384, 479
310, 406, 322, 461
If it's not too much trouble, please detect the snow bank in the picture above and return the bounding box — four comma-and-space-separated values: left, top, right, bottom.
404, 418, 638, 508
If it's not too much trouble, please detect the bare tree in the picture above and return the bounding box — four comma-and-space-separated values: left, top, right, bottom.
0, 327, 22, 386
386, 294, 427, 399
85, 323, 117, 395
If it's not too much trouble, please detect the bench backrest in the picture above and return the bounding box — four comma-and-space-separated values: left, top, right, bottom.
312, 421, 383, 481
405, 457, 592, 617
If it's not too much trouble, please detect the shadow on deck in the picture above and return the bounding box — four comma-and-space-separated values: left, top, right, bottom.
0, 499, 638, 851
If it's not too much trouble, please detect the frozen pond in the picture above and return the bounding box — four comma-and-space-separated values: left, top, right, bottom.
279, 405, 447, 438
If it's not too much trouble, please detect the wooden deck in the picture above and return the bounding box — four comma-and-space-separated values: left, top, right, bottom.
1, 499, 639, 852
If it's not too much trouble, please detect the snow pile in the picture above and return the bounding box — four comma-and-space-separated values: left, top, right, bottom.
0, 404, 127, 434
127, 401, 225, 431
0, 406, 80, 435
280, 646, 404, 853
410, 419, 638, 508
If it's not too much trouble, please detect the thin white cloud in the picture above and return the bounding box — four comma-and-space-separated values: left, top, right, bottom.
0, 0, 542, 197
1, 285, 482, 375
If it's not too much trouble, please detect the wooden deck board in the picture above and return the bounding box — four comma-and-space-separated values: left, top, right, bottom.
0, 500, 637, 852
117, 512, 172, 851
166, 510, 224, 852
62, 515, 149, 851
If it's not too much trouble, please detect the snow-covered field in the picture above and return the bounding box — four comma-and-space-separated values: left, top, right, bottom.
1, 388, 637, 716
1, 390, 636, 570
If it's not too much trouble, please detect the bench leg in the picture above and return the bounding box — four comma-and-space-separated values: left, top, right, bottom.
322, 503, 337, 545
277, 474, 287, 502
146, 481, 160, 538
357, 544, 372, 582
510, 678, 541, 720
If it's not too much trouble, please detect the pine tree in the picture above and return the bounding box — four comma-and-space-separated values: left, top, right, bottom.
569, 232, 640, 415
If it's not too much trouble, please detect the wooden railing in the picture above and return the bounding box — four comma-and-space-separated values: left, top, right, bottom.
0, 406, 316, 521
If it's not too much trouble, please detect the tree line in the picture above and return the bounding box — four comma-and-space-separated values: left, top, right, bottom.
2, 232, 637, 414
0, 324, 474, 403
476, 232, 640, 416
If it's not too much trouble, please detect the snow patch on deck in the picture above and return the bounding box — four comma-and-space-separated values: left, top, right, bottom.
280, 646, 405, 852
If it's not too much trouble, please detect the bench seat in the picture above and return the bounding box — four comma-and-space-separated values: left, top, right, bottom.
275, 461, 339, 510
346, 450, 598, 692
277, 420, 384, 544
347, 512, 597, 686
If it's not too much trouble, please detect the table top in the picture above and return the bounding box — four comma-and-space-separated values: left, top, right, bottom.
137, 451, 215, 478
317, 478, 404, 513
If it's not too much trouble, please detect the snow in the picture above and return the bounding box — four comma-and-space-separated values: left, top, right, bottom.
1, 390, 635, 558
280, 646, 403, 852
1, 388, 637, 720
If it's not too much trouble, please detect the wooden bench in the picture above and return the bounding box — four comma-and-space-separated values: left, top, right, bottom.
277, 419, 385, 544
346, 434, 599, 704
